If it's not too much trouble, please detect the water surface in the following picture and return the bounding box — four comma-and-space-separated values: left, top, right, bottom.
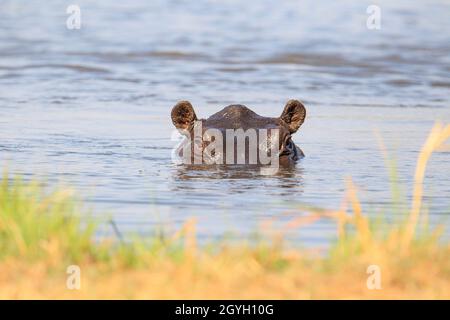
1, 0, 449, 246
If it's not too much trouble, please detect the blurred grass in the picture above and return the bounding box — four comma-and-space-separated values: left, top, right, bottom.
0, 123, 449, 299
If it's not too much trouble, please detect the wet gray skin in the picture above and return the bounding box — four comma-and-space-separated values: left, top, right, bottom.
171, 100, 306, 166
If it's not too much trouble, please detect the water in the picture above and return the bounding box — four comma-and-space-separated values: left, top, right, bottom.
1, 0, 449, 246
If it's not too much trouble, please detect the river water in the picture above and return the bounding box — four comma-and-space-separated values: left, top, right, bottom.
0, 0, 449, 246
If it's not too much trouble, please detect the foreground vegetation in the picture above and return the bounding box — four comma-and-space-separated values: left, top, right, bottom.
0, 124, 449, 299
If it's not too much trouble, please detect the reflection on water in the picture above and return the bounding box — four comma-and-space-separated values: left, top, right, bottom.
0, 0, 449, 246
173, 165, 304, 195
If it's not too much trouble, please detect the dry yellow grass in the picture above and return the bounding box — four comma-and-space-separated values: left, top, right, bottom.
1, 244, 448, 299
0, 123, 449, 299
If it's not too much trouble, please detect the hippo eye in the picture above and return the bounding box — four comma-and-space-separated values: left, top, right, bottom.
284, 135, 293, 147
287, 140, 294, 150
279, 136, 293, 155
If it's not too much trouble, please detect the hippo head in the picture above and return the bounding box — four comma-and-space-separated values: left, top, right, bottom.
171, 100, 306, 167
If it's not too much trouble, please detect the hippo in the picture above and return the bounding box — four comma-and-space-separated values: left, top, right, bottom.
171, 99, 306, 167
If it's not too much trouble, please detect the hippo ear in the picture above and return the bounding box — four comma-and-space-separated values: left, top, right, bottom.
280, 99, 306, 133
171, 100, 198, 131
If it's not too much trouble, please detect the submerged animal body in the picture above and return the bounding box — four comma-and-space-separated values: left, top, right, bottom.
171, 100, 306, 166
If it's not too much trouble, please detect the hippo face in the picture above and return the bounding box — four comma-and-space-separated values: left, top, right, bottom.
171, 100, 306, 167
